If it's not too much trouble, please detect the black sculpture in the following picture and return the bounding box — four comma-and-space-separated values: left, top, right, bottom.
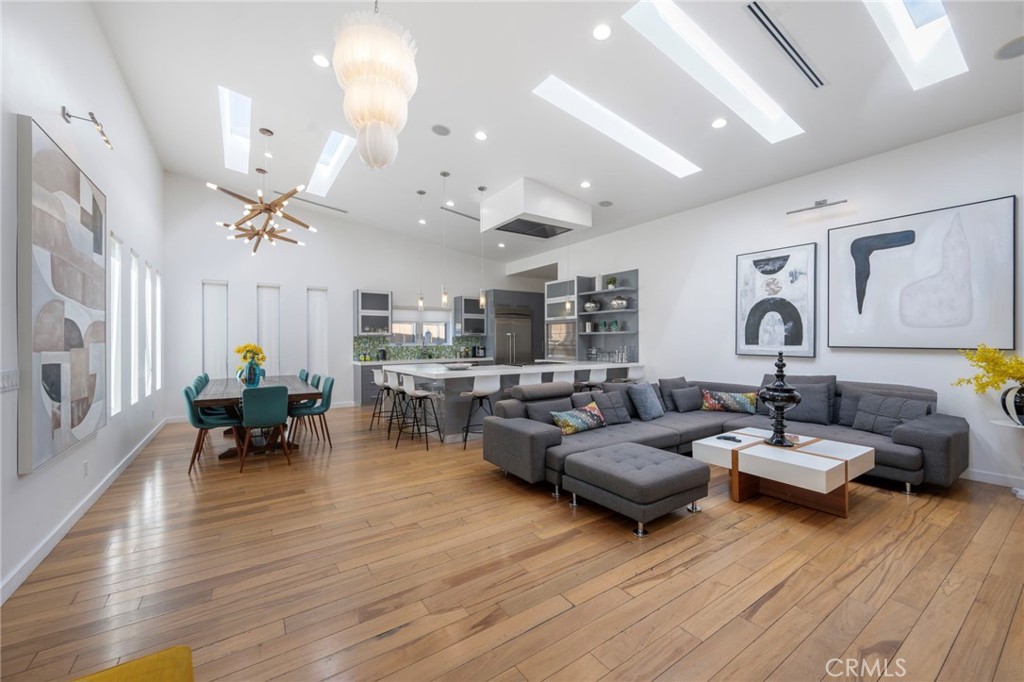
757, 352, 802, 447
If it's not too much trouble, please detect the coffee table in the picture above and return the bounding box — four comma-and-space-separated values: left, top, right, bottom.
692, 428, 874, 518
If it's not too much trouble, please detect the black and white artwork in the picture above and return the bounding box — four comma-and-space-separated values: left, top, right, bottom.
828, 196, 1016, 349
736, 242, 817, 357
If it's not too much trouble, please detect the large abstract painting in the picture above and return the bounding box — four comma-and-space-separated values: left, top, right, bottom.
736, 242, 817, 357
17, 116, 107, 473
828, 196, 1016, 349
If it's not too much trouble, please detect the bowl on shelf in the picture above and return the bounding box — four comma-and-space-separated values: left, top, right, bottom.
583, 301, 601, 312
609, 296, 629, 310
446, 363, 472, 370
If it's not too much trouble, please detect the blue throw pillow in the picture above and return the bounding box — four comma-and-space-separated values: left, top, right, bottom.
627, 383, 665, 421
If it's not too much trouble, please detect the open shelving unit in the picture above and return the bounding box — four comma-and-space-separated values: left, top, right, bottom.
575, 269, 639, 362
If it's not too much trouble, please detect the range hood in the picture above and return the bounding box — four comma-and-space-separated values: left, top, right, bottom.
480, 178, 592, 239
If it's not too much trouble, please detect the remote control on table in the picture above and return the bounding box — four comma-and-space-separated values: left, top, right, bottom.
716, 435, 741, 442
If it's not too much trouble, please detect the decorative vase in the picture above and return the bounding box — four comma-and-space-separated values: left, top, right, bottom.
757, 352, 802, 447
609, 296, 628, 310
1002, 385, 1024, 426
584, 301, 600, 312
239, 359, 262, 388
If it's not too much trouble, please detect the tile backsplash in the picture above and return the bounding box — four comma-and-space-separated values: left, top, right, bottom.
353, 336, 482, 361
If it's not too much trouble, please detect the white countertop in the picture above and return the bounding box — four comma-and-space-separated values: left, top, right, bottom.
385, 361, 642, 380
352, 357, 494, 366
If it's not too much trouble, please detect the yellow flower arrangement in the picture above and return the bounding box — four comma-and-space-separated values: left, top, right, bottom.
952, 344, 1024, 394
235, 343, 266, 371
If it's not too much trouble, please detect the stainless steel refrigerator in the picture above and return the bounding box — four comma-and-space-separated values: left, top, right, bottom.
495, 307, 533, 364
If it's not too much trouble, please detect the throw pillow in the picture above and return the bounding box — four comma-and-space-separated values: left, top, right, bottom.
701, 389, 757, 414
670, 387, 704, 413
601, 383, 639, 419
851, 393, 930, 437
658, 376, 689, 411
777, 383, 831, 425
551, 402, 606, 435
627, 383, 665, 421
837, 390, 864, 427
594, 391, 632, 425
525, 398, 573, 424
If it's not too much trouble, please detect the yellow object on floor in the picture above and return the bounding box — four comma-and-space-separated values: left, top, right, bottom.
74, 645, 193, 681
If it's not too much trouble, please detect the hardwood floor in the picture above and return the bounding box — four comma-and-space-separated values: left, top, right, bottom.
2, 406, 1021, 681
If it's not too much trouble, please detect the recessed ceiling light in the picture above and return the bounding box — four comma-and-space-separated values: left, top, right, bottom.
432, 124, 452, 136
418, 218, 427, 225
532, 75, 700, 178
474, 131, 488, 141
445, 200, 455, 207
312, 54, 330, 68
305, 130, 356, 197
498, 242, 506, 248
862, 0, 968, 90
593, 24, 612, 41
996, 36, 1024, 60
217, 85, 251, 173
623, 1, 803, 144
580, 180, 592, 189
711, 117, 728, 129
599, 200, 614, 207
264, 151, 274, 158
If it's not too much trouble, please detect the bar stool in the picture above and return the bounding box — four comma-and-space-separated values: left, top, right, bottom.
384, 370, 406, 439
461, 374, 501, 449
396, 375, 442, 450
368, 368, 392, 431
584, 368, 607, 390
552, 370, 576, 387
518, 371, 543, 386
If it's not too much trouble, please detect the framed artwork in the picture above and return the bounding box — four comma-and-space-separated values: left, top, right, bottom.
736, 242, 817, 357
828, 196, 1016, 349
17, 116, 108, 473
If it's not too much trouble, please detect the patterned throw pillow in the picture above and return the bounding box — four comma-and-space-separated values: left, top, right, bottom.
551, 401, 606, 436
701, 389, 758, 414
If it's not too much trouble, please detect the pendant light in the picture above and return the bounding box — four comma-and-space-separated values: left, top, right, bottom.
478, 185, 487, 309
440, 171, 450, 309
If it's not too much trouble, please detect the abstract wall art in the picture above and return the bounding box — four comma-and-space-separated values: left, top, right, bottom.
828, 196, 1016, 349
736, 242, 817, 357
17, 116, 107, 473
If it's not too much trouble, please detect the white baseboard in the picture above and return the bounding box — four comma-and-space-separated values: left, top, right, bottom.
1, 419, 168, 604
961, 467, 1024, 489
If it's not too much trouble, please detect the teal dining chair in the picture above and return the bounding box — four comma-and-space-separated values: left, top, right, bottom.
194, 375, 229, 419
239, 385, 292, 472
298, 368, 308, 382
183, 386, 242, 474
289, 376, 334, 448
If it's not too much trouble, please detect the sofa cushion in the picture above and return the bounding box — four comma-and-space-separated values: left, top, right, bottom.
671, 387, 704, 413
702, 389, 757, 414
545, 422, 679, 472
601, 382, 639, 419
572, 391, 631, 425
564, 444, 709, 504
852, 393, 931, 437
777, 383, 831, 426
658, 376, 689, 411
512, 381, 575, 401
525, 397, 573, 424
836, 381, 937, 425
837, 390, 865, 427
628, 383, 665, 421
657, 410, 740, 442
759, 374, 837, 419
551, 402, 605, 435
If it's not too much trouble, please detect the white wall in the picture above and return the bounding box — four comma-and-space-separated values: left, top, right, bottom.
1, 3, 166, 601
511, 114, 1024, 489
161, 172, 543, 416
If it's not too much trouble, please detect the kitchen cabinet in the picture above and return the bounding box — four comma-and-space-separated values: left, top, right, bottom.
354, 289, 392, 336
454, 296, 487, 336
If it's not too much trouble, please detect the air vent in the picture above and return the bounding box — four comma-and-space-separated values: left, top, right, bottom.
495, 219, 573, 239
747, 2, 824, 88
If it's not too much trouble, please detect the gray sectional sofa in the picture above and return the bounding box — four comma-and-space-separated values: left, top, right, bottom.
481, 375, 970, 494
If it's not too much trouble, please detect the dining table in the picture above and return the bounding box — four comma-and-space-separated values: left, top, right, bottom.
194, 375, 321, 458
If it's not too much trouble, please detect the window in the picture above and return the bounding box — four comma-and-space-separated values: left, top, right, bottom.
202, 281, 229, 378
422, 322, 447, 344
130, 251, 139, 405
391, 307, 451, 345
144, 264, 153, 396
306, 288, 328, 374
155, 271, 162, 390
257, 284, 281, 373
109, 235, 122, 416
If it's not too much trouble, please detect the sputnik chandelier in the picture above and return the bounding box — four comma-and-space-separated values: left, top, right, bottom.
206, 128, 316, 255
333, 0, 418, 169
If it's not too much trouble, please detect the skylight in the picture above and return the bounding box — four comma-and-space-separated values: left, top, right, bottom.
622, 0, 803, 144
305, 130, 356, 197
532, 75, 700, 179
862, 0, 967, 90
217, 86, 252, 173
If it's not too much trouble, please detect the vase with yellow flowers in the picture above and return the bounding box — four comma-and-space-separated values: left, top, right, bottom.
953, 344, 1024, 425
235, 343, 267, 388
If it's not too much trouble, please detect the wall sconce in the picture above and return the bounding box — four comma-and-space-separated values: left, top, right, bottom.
61, 106, 113, 150
786, 198, 847, 215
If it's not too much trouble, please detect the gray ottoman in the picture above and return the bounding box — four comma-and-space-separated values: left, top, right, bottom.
562, 443, 710, 537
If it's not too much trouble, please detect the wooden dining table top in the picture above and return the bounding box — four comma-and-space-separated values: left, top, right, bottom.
194, 375, 321, 408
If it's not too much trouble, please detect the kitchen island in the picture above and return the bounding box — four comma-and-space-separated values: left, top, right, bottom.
385, 361, 642, 438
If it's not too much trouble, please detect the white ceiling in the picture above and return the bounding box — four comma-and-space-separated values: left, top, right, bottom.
93, 1, 1024, 268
